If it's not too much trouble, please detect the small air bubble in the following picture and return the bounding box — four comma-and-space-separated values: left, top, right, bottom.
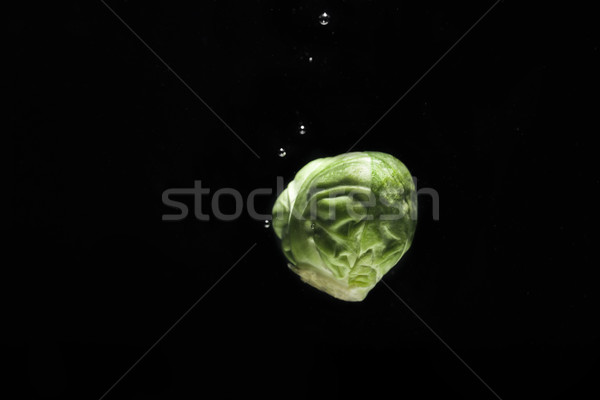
318, 12, 330, 26
308, 56, 313, 62
278, 148, 287, 158
299, 124, 306, 135
311, 223, 316, 230
264, 220, 271, 228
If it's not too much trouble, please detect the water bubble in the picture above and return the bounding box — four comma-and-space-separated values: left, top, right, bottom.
278, 148, 287, 158
308, 56, 313, 62
311, 223, 316, 230
264, 220, 271, 228
318, 12, 330, 26
299, 124, 307, 135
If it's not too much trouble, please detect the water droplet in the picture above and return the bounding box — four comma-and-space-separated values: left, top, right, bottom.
278, 148, 287, 158
264, 220, 271, 228
318, 12, 330, 26
299, 124, 307, 135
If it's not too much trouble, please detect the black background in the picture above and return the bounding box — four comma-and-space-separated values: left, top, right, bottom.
6, 1, 599, 399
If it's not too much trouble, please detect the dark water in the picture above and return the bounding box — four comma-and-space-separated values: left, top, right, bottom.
6, 1, 600, 399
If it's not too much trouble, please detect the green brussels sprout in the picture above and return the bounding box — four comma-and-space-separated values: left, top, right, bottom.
272, 151, 417, 301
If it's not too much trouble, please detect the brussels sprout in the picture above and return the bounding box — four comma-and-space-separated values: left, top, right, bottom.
272, 151, 417, 301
